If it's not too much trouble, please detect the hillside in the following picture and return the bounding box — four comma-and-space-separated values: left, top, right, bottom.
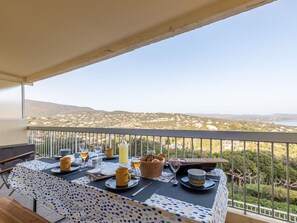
25, 100, 95, 117
25, 100, 297, 132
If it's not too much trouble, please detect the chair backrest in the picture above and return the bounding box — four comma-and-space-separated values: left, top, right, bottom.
0, 144, 35, 174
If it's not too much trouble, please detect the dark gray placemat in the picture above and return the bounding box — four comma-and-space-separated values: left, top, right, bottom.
88, 177, 165, 202
38, 157, 60, 164
156, 175, 220, 208
102, 157, 119, 163
42, 166, 93, 181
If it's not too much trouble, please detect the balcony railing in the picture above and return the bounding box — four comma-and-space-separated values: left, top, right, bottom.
27, 126, 297, 223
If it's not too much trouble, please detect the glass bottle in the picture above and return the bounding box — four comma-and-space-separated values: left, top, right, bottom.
119, 135, 128, 165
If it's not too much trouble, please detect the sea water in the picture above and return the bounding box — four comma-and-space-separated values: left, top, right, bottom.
274, 120, 297, 127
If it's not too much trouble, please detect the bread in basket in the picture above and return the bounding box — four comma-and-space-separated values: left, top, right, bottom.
140, 155, 165, 178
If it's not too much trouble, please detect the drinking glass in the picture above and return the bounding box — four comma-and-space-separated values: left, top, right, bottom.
131, 156, 141, 180
169, 158, 181, 185
93, 146, 102, 169
80, 147, 89, 167
94, 146, 102, 157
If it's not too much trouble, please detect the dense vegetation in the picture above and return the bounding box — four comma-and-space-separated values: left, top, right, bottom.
218, 150, 297, 184
231, 184, 297, 213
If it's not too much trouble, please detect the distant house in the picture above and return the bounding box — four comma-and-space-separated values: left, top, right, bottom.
207, 125, 218, 131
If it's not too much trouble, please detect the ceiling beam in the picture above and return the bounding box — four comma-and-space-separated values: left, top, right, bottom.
26, 0, 274, 83
0, 71, 26, 83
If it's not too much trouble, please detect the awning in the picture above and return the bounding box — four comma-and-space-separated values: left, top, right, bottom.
0, 0, 274, 84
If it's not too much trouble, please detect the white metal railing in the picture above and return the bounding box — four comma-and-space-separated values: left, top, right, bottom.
229, 199, 297, 222
27, 126, 297, 223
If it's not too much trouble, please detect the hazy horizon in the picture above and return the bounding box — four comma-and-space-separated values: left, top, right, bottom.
26, 0, 297, 115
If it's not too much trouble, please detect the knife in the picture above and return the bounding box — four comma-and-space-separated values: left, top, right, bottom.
207, 178, 219, 182
131, 182, 153, 197
62, 167, 88, 177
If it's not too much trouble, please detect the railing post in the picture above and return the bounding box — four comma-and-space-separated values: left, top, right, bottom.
49, 131, 53, 157
134, 135, 137, 156
30, 130, 34, 144
140, 136, 143, 156
160, 136, 162, 154
75, 133, 78, 153
175, 137, 177, 158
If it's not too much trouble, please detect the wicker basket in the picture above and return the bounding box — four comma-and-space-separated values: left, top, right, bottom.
140, 155, 165, 178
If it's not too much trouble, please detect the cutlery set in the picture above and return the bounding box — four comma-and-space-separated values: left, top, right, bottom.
131, 182, 153, 197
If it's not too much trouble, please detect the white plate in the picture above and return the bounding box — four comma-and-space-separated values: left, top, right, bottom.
180, 177, 216, 191
51, 165, 80, 174
105, 178, 139, 190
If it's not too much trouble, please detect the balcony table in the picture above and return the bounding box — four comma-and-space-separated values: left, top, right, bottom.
8, 157, 228, 223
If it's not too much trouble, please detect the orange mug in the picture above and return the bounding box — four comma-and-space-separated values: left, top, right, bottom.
105, 148, 114, 158
60, 157, 71, 172
116, 167, 131, 187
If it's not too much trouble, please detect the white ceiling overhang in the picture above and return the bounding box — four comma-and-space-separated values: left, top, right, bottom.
0, 0, 274, 84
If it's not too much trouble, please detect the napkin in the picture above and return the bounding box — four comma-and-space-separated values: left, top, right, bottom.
101, 164, 117, 175
87, 163, 119, 176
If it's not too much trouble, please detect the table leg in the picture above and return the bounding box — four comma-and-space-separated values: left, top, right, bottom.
8, 189, 15, 196
33, 198, 37, 212
55, 217, 66, 223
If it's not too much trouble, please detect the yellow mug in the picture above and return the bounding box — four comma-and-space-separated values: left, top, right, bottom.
60, 157, 71, 172
105, 148, 114, 158
116, 167, 131, 187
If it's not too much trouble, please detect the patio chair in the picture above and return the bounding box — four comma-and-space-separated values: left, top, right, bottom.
0, 144, 35, 195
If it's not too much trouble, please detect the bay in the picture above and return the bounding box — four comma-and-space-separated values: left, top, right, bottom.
274, 121, 297, 127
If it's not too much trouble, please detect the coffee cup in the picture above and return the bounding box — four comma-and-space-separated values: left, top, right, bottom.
105, 148, 114, 158
116, 167, 131, 187
60, 156, 71, 172
188, 169, 206, 187
60, 149, 71, 157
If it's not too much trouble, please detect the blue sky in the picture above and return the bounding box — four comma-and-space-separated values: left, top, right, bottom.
26, 0, 297, 114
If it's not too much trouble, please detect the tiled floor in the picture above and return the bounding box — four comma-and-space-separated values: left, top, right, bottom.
0, 175, 73, 223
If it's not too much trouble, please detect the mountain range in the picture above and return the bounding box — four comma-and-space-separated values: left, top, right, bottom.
26, 99, 297, 123
24, 100, 297, 133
